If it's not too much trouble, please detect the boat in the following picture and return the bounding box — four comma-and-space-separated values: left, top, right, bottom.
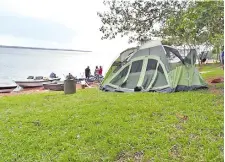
49, 77, 61, 81
0, 83, 17, 93
15, 76, 51, 88
28, 76, 61, 81
43, 81, 64, 91
15, 80, 50, 88
75, 75, 104, 83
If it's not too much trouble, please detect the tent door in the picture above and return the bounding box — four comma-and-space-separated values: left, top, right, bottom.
141, 57, 169, 90
141, 58, 159, 90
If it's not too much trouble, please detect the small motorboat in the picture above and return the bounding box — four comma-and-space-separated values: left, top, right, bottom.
43, 81, 64, 91
0, 83, 17, 93
15, 76, 51, 88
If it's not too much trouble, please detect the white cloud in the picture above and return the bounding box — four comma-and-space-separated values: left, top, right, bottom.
0, 0, 105, 32
0, 0, 137, 70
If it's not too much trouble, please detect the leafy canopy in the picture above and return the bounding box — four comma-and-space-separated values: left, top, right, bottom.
97, 0, 224, 46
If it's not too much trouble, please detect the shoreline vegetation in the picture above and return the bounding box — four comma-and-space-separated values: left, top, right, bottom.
0, 63, 223, 161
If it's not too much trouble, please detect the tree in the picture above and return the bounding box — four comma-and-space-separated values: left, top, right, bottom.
162, 0, 224, 64
162, 1, 224, 47
97, 0, 189, 43
97, 0, 224, 50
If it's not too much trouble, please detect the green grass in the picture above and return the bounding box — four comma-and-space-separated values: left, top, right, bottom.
198, 63, 224, 79
0, 64, 223, 161
197, 63, 221, 71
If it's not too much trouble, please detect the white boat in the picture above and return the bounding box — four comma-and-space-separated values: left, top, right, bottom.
0, 83, 17, 93
15, 80, 51, 88
15, 76, 51, 88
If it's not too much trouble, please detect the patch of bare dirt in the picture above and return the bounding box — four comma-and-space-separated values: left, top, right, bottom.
204, 77, 224, 95
206, 77, 224, 85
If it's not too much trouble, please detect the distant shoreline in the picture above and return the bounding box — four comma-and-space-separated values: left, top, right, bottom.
0, 45, 92, 52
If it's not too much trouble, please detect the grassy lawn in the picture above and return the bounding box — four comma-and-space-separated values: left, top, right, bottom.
198, 63, 224, 79
0, 64, 223, 161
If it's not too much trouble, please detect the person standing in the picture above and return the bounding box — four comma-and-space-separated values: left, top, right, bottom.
99, 66, 103, 76
94, 66, 99, 76
85, 66, 91, 79
94, 66, 100, 82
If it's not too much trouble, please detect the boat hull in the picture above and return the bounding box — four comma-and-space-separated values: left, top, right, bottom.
43, 82, 64, 91
0, 86, 17, 93
15, 81, 50, 88
49, 78, 61, 81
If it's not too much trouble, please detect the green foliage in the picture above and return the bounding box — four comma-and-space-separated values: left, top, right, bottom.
163, 0, 224, 47
97, 0, 189, 43
98, 0, 224, 47
161, 39, 174, 46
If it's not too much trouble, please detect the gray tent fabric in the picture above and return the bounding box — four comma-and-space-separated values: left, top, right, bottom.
164, 46, 185, 64
184, 49, 197, 65
101, 40, 208, 93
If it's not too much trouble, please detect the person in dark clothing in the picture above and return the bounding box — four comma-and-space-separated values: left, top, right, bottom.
200, 52, 207, 64
85, 66, 91, 79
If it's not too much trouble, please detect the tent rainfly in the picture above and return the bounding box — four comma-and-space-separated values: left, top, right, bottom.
100, 40, 207, 93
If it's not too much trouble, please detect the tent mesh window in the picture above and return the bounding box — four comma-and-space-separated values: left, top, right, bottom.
151, 64, 168, 88
121, 60, 143, 89
110, 65, 129, 86
142, 59, 157, 89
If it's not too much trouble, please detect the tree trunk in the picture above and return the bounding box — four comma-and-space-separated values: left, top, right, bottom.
216, 46, 220, 63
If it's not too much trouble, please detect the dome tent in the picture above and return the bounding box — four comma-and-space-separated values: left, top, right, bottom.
100, 40, 207, 93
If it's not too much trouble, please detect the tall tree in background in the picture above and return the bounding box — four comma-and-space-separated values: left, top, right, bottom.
162, 1, 224, 47
97, 0, 189, 43
97, 0, 224, 51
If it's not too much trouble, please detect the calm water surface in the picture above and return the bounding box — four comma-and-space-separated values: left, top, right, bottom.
0, 47, 111, 83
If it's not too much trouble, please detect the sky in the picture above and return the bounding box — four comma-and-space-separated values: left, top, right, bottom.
0, 0, 137, 70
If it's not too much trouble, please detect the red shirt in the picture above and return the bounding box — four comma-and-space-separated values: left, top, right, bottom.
99, 67, 103, 75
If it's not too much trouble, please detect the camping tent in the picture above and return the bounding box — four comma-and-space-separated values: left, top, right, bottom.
100, 40, 207, 93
